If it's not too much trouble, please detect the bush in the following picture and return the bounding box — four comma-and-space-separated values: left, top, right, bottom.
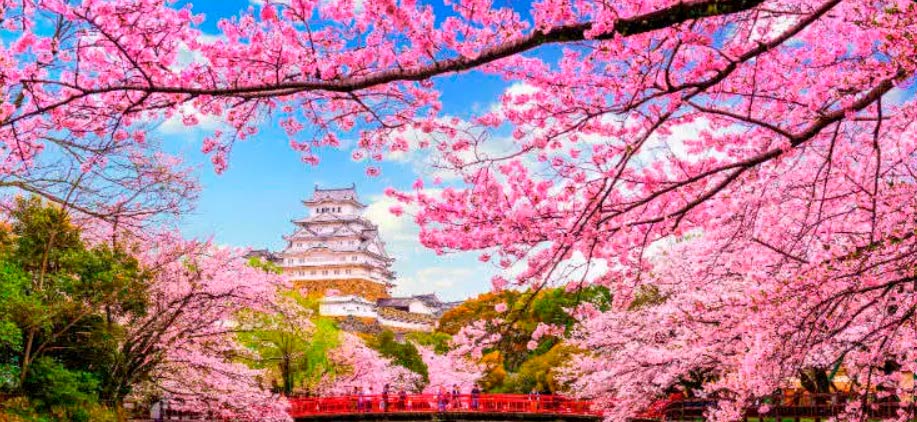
21, 357, 101, 421
368, 330, 429, 389
2, 395, 118, 422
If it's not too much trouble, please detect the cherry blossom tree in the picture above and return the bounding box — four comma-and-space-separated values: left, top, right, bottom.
315, 333, 421, 395
3, 0, 917, 420
119, 233, 290, 421
417, 345, 482, 393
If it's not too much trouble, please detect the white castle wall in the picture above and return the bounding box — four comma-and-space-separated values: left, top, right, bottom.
318, 296, 435, 331
319, 296, 378, 318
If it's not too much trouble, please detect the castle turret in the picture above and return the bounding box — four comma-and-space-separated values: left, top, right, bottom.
280, 185, 394, 301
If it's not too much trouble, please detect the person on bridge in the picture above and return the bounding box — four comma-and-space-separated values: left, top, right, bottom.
381, 384, 390, 412
451, 384, 461, 410
437, 386, 448, 412
356, 386, 364, 412
397, 388, 407, 411
529, 389, 541, 412
471, 384, 481, 410
366, 386, 374, 412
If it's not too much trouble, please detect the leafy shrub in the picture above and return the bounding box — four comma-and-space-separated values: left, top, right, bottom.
21, 357, 100, 421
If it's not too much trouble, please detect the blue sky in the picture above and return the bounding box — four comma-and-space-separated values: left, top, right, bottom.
161, 0, 525, 300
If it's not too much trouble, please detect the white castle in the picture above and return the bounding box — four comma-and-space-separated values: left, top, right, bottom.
250, 185, 455, 332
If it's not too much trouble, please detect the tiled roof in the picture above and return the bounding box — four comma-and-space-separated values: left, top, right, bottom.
306, 184, 364, 205
377, 293, 444, 308
377, 307, 437, 324
377, 297, 413, 307
413, 294, 444, 307
243, 249, 281, 263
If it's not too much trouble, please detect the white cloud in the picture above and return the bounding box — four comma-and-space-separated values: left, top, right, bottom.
171, 34, 219, 72
363, 191, 493, 300
363, 192, 418, 245
156, 104, 227, 136
747, 14, 794, 44
393, 266, 485, 300
490, 82, 540, 115
885, 83, 915, 107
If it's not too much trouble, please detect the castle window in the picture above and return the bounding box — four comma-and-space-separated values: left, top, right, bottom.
334, 269, 340, 275
322, 270, 328, 275
346, 269, 351, 274
311, 270, 316, 275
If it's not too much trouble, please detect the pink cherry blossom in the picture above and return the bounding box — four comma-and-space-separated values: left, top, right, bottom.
1, 2, 917, 420
417, 346, 483, 392
128, 233, 291, 420
316, 334, 422, 394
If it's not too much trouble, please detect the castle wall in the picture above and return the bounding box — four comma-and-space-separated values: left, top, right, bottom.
295, 278, 390, 301
319, 298, 378, 318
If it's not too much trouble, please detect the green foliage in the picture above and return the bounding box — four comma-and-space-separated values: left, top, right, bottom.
2, 395, 118, 422
5, 197, 83, 275
499, 344, 578, 393
237, 289, 341, 395
366, 330, 428, 390
437, 285, 611, 393
22, 357, 99, 413
248, 256, 282, 274
0, 197, 149, 419
405, 331, 452, 355
438, 290, 523, 336
628, 284, 666, 310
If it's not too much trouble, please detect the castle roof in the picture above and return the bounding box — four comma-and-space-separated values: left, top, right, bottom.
243, 249, 281, 263
377, 294, 445, 309
321, 295, 375, 305
303, 184, 366, 207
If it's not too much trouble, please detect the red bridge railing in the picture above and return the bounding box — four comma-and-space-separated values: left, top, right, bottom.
288, 394, 600, 418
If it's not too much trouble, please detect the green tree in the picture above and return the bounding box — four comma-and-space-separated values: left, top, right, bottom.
405, 331, 452, 355
438, 285, 611, 393
237, 290, 340, 395
506, 344, 578, 393
22, 357, 100, 421
0, 197, 147, 419
366, 330, 429, 390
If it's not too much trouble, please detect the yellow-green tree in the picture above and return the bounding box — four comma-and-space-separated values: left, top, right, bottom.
437, 286, 610, 393
237, 290, 340, 395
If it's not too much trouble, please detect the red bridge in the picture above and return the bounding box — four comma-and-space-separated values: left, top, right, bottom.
288, 393, 601, 421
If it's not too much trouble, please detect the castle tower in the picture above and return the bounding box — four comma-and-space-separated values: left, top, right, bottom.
280, 185, 394, 301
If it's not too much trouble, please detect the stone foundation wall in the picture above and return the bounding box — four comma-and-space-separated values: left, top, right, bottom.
296, 278, 390, 301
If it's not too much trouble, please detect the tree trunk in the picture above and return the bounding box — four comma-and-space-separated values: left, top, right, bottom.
19, 328, 36, 386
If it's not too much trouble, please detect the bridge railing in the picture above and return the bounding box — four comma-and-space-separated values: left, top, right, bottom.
661, 393, 917, 421
288, 394, 600, 417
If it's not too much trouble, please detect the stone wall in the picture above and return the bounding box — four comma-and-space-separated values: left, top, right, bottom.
296, 278, 390, 301
333, 316, 383, 335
